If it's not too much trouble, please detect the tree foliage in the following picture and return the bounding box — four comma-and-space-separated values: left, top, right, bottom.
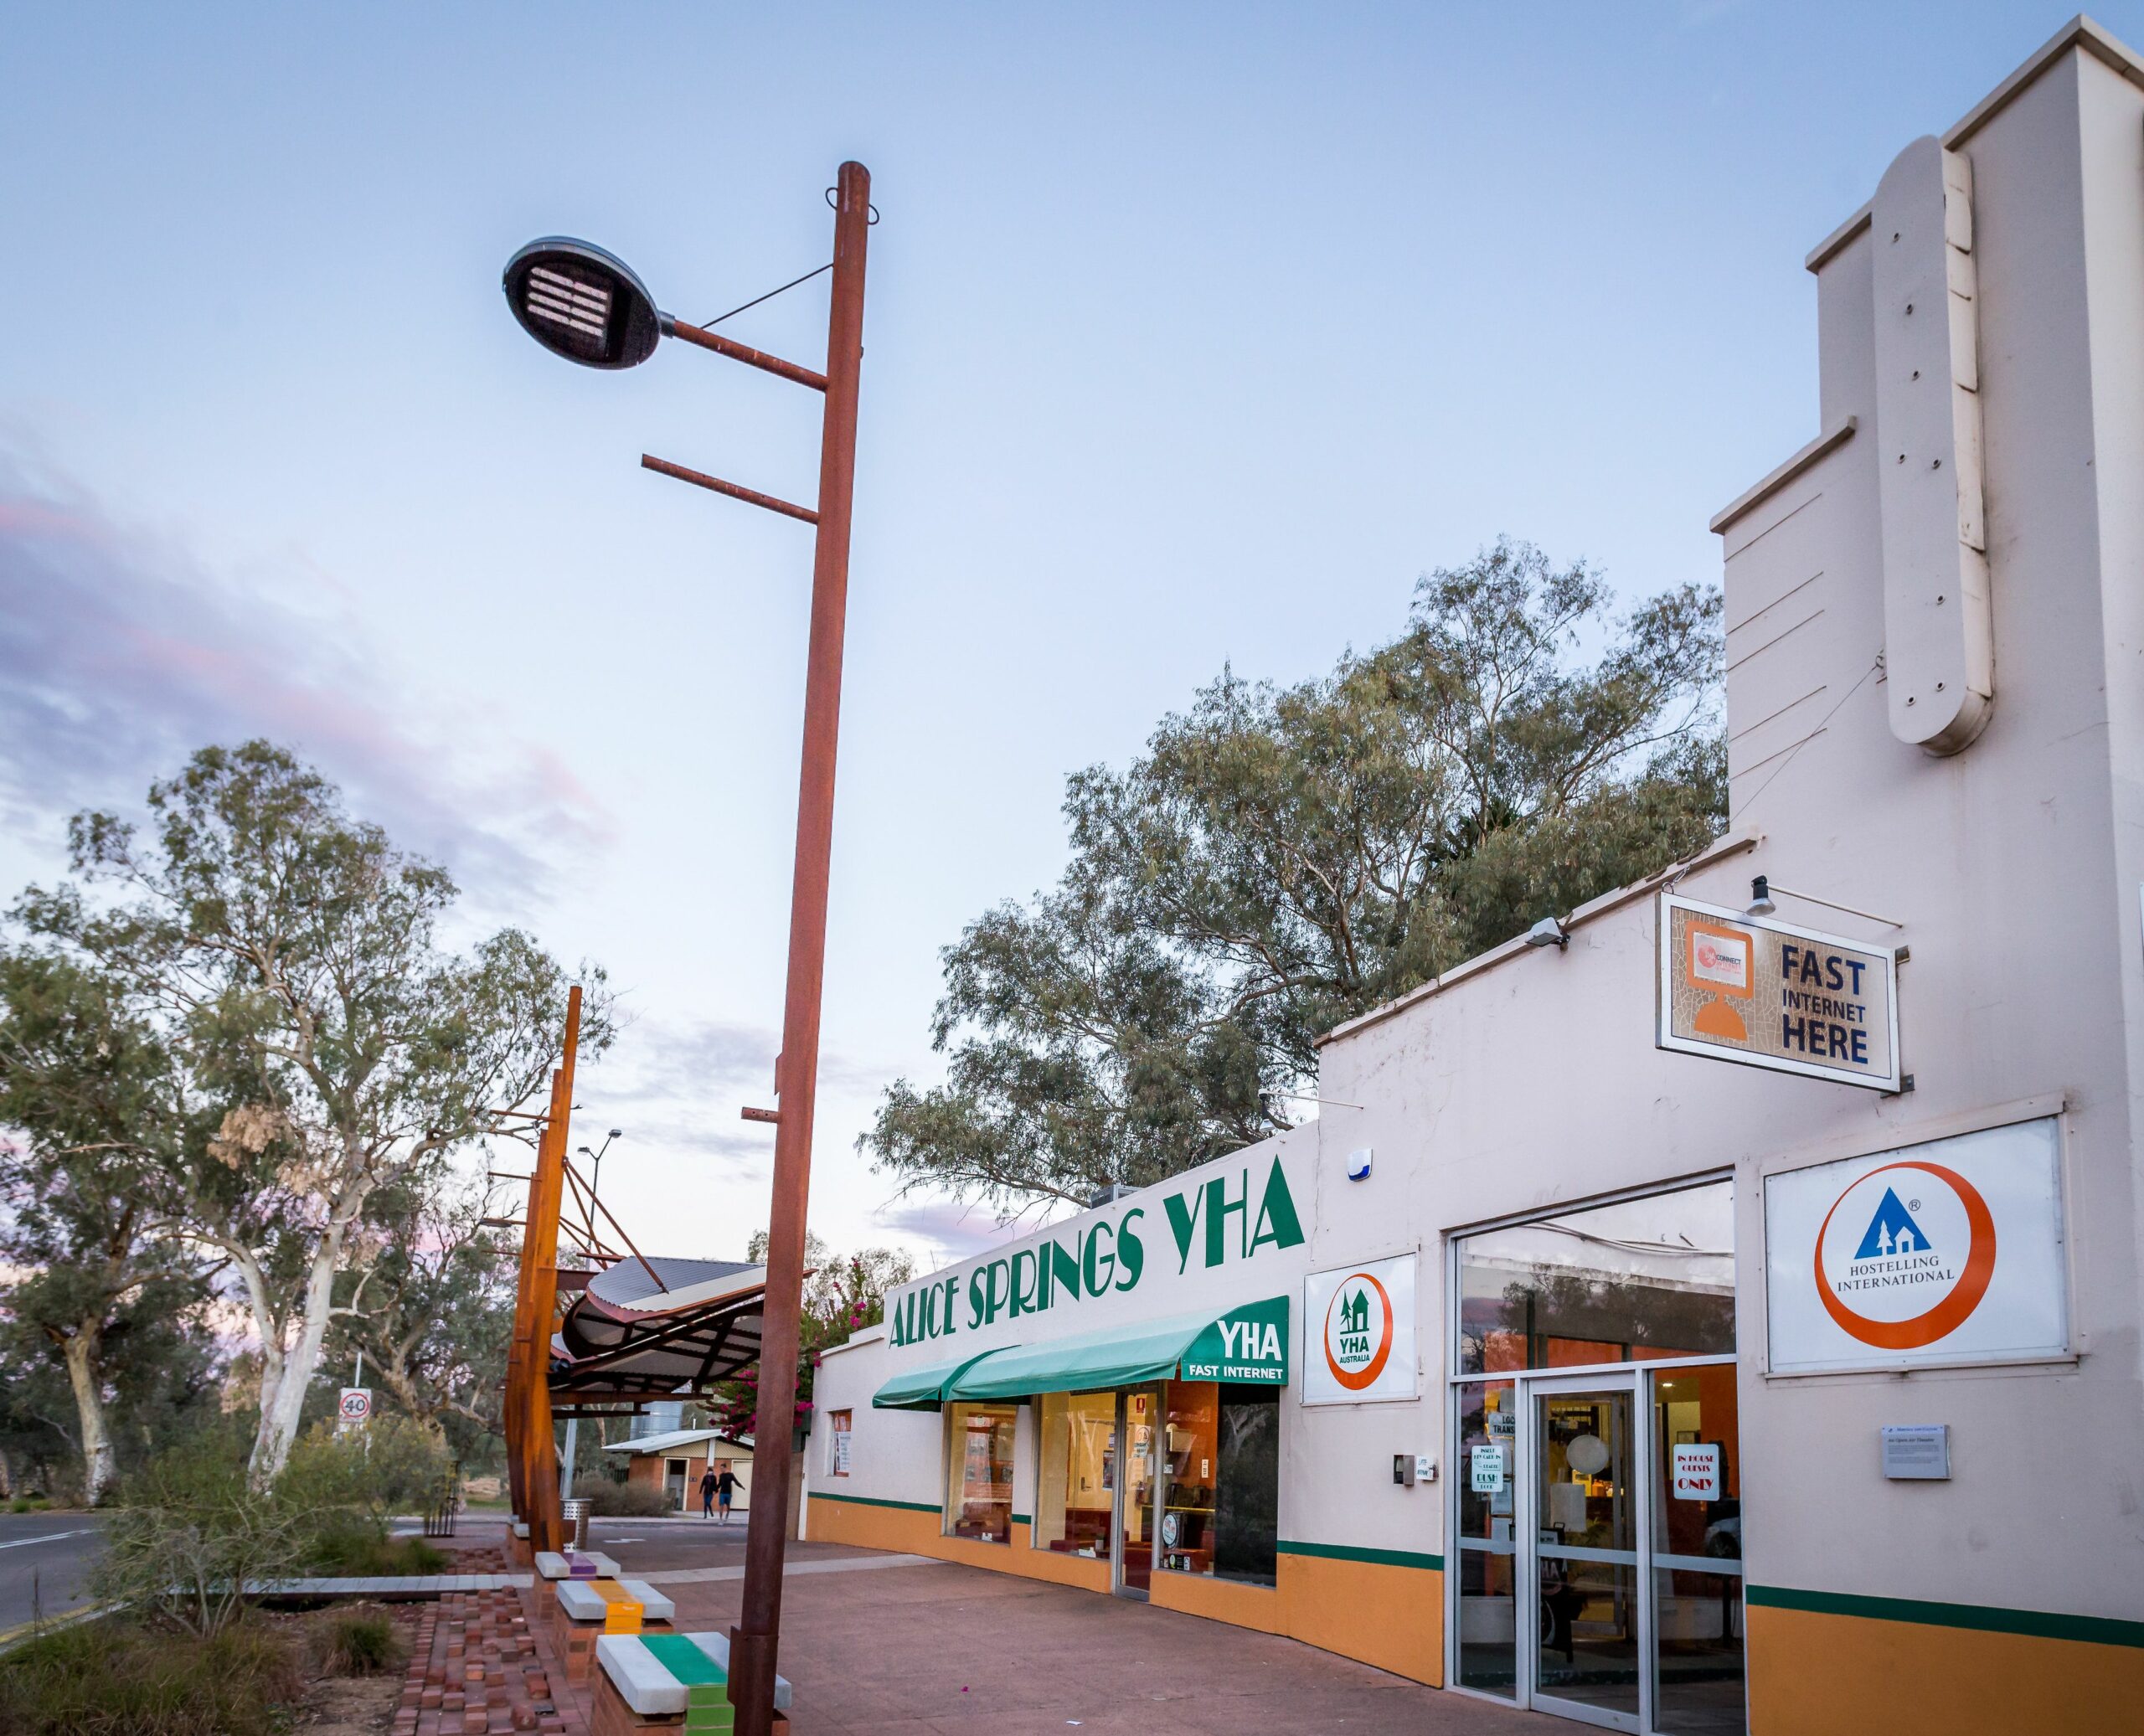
867, 540, 1724, 1210
0, 950, 221, 1501
5, 740, 605, 1480
704, 1233, 915, 1441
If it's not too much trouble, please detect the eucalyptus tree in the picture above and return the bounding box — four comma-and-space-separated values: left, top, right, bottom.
14, 741, 605, 1478
868, 540, 1724, 1211
324, 1167, 515, 1459
0, 949, 217, 1502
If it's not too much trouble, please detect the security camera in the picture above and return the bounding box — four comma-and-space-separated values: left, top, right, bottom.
1524, 917, 1569, 950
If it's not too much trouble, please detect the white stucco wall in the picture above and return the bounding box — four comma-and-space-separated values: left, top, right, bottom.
812, 22, 2144, 1636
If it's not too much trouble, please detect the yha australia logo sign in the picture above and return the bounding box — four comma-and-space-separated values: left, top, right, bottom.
1322, 1272, 1394, 1390
1763, 1117, 2069, 1376
1303, 1252, 1416, 1404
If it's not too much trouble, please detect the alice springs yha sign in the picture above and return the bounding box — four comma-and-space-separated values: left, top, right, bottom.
887, 1155, 1306, 1349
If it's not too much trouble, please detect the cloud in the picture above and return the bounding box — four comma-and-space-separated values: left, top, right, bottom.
868, 1195, 1069, 1267
0, 456, 606, 904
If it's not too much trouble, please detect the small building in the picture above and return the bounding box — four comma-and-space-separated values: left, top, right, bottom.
810, 19, 2144, 1735
604, 1427, 754, 1514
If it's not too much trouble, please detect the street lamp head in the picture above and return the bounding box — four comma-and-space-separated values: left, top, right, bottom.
502, 237, 668, 369
609, 1128, 623, 1140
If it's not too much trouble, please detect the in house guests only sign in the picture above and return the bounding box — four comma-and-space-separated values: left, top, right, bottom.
1302, 1254, 1417, 1404
1765, 1116, 2068, 1375
1657, 893, 1901, 1090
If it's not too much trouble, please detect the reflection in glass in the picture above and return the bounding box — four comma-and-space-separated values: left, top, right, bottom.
1652, 1365, 1746, 1734
945, 1402, 1016, 1543
1032, 1392, 1116, 1557
1455, 1380, 1518, 1696
1120, 1388, 1158, 1593
1535, 1389, 1639, 1721
1162, 1382, 1278, 1584
1456, 1181, 1735, 1375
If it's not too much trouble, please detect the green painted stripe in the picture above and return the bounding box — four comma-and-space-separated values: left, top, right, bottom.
1278, 1539, 1442, 1572
807, 1491, 942, 1515
1747, 1584, 2144, 1651
1012, 1512, 1032, 1526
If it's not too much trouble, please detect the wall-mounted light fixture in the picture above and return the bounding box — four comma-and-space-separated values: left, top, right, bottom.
1524, 916, 1569, 951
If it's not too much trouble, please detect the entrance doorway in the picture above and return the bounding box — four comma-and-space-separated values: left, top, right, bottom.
1111, 1388, 1160, 1599
1451, 1364, 1744, 1733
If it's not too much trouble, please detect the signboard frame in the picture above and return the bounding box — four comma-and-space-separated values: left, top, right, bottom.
1656, 892, 1903, 1092
1762, 1115, 2070, 1378
1302, 1252, 1418, 1406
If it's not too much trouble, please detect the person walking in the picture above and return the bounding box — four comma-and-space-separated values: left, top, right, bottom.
698, 1464, 719, 1519
714, 1460, 740, 1525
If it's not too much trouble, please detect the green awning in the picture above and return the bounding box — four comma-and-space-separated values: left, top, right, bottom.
870, 1347, 1004, 1411
947, 1295, 1290, 1402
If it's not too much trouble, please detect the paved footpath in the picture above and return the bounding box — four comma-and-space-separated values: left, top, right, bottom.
429, 1524, 1549, 1735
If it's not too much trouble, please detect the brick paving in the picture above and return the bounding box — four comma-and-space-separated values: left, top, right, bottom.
391, 1543, 585, 1736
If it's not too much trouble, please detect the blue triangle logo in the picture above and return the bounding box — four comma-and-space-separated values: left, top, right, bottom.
1853, 1187, 1931, 1260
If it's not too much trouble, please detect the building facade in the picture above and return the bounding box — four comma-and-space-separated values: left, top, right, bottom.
808, 20, 2144, 1733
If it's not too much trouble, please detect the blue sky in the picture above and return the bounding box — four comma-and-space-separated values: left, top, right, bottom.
0, 3, 2127, 1269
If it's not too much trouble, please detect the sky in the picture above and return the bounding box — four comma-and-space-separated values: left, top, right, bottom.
1, 3, 2130, 1275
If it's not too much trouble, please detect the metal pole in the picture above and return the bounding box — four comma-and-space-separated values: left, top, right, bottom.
728, 157, 870, 1736
520, 986, 584, 1555
559, 1415, 579, 1506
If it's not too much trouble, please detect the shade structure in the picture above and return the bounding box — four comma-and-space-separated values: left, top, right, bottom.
883, 1296, 1291, 1409
549, 1256, 766, 1409
870, 1348, 1005, 1412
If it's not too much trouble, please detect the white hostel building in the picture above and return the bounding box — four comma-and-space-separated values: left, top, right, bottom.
808, 19, 2144, 1733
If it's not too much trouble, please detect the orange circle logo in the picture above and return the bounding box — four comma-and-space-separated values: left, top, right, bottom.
1322, 1272, 1394, 1390
1813, 1159, 1997, 1348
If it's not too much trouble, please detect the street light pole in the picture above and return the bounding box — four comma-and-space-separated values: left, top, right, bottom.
499, 164, 874, 1736
727, 157, 870, 1736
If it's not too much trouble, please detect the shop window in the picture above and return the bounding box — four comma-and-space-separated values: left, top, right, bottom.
827, 1409, 852, 1477
1032, 1392, 1115, 1557
945, 1402, 1017, 1543
1456, 1180, 1734, 1375
1161, 1383, 1278, 1586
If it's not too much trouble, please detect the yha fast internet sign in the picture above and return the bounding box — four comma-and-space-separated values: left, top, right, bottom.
1657, 893, 1901, 1091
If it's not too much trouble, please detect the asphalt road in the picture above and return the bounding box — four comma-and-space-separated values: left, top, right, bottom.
0, 1511, 106, 1636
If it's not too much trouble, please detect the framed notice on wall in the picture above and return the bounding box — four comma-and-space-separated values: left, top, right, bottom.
1764, 1116, 2069, 1375
1657, 893, 1901, 1091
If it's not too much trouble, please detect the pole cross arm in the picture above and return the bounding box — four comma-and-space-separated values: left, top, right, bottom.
666, 318, 828, 390
642, 455, 818, 524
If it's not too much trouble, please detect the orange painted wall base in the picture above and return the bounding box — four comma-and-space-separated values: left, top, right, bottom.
808, 1496, 1442, 1685
1748, 1602, 2144, 1734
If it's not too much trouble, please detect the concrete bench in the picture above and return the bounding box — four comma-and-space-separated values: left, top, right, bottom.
551, 1578, 675, 1685
534, 1548, 622, 1579
557, 1578, 675, 1624
593, 1631, 790, 1733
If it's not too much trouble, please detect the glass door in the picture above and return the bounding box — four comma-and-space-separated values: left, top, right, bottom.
1647, 1366, 1745, 1734
1528, 1374, 1642, 1732
1112, 1387, 1159, 1598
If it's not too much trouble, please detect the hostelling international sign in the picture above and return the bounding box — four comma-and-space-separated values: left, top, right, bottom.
1764, 1117, 2069, 1375
1657, 894, 1901, 1090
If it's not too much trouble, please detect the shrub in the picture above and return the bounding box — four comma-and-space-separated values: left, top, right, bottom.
0, 1617, 305, 1736
570, 1475, 673, 1517
313, 1609, 405, 1677
308, 1527, 447, 1576
91, 1442, 315, 1640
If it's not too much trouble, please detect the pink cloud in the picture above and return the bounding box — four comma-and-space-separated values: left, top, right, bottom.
0, 456, 606, 903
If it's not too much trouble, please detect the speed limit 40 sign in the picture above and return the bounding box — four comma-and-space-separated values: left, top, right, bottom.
338, 1388, 373, 1424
